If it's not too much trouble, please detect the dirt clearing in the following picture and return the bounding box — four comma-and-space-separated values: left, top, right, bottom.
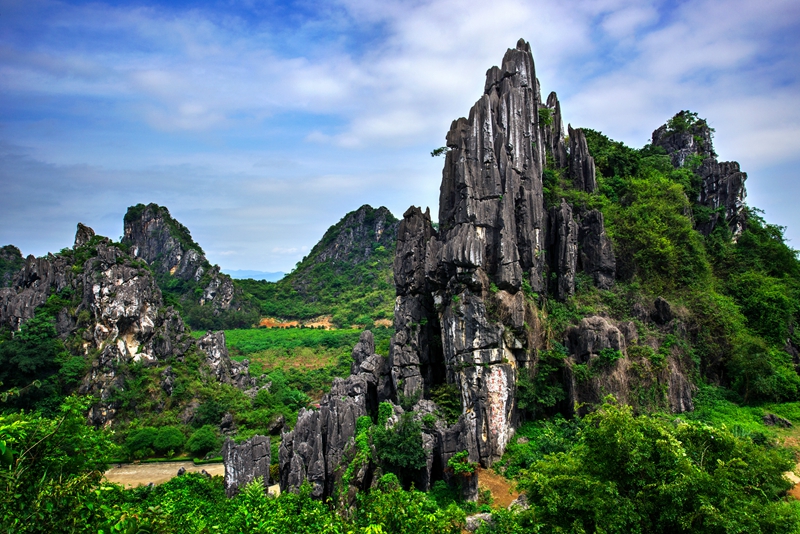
477, 467, 520, 509
104, 461, 224, 488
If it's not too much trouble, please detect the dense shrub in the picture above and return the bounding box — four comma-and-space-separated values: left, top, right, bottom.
186, 425, 220, 457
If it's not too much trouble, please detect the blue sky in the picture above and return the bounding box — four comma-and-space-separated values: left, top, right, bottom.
1, 0, 799, 273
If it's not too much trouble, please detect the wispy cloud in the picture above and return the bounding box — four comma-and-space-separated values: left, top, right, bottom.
1, 0, 799, 270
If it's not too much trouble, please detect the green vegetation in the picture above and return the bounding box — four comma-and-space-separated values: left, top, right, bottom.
0, 244, 23, 286
513, 400, 799, 533
236, 206, 398, 328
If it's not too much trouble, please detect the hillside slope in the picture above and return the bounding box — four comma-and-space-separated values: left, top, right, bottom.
237, 204, 399, 327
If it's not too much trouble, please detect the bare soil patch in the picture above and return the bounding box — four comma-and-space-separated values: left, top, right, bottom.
477, 467, 520, 509
104, 461, 224, 488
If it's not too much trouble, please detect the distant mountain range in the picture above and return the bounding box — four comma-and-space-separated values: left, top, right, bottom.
223, 269, 285, 282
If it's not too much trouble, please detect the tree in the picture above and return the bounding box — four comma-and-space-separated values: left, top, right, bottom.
186, 425, 220, 457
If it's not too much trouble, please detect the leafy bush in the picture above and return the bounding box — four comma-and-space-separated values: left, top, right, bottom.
186, 425, 220, 457
124, 427, 158, 458
517, 400, 799, 534
153, 426, 185, 455
373, 409, 427, 475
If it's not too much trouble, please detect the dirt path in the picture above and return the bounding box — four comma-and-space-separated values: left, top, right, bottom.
104, 461, 224, 488
477, 467, 520, 509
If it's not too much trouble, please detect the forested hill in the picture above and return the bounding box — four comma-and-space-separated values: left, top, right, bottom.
236, 204, 399, 327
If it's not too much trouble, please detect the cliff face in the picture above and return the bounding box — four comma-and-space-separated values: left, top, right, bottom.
280, 39, 627, 499
276, 39, 703, 502
0, 224, 254, 425
122, 203, 246, 319
651, 111, 747, 236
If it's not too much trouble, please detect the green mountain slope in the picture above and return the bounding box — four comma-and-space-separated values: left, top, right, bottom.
236, 204, 399, 327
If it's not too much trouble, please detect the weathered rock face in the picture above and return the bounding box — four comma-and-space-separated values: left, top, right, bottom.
565, 315, 694, 415
0, 223, 254, 426
0, 252, 71, 330
122, 203, 238, 313
576, 210, 616, 290
548, 200, 578, 301
74, 223, 95, 248
223, 435, 271, 497
390, 207, 444, 399
439, 38, 546, 294
540, 92, 568, 169
197, 331, 256, 390
281, 331, 389, 498
652, 111, 747, 236
568, 125, 597, 193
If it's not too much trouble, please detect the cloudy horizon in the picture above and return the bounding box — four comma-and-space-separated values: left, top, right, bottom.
2, 0, 799, 273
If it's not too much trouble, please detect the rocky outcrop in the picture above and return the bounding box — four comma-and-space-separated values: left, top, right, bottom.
652, 111, 747, 236
197, 331, 256, 389
548, 200, 578, 300
223, 435, 271, 497
74, 223, 95, 248
280, 331, 389, 498
390, 207, 443, 399
568, 125, 597, 193
540, 92, 568, 169
565, 315, 694, 414
0, 223, 255, 426
122, 203, 239, 314
577, 210, 615, 290
0, 252, 71, 330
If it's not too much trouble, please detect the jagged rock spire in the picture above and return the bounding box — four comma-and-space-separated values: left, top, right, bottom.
568, 125, 597, 192
652, 111, 747, 236
541, 91, 568, 169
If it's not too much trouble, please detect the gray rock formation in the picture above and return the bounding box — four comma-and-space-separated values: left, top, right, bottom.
223, 435, 271, 497
0, 223, 256, 425
197, 331, 255, 389
548, 200, 578, 300
540, 92, 568, 169
390, 207, 443, 399
280, 331, 389, 498
122, 203, 238, 313
652, 111, 747, 236
568, 125, 597, 192
565, 315, 694, 414
577, 210, 615, 290
74, 223, 95, 248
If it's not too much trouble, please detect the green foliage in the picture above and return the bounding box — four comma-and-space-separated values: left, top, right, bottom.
153, 426, 185, 455
0, 396, 116, 533
186, 425, 220, 457
373, 411, 427, 474
354, 474, 466, 534
124, 427, 158, 458
596, 347, 623, 367
537, 107, 553, 126
236, 206, 397, 328
494, 417, 582, 478
431, 146, 449, 157
430, 383, 462, 424
517, 400, 800, 534
0, 244, 23, 287
516, 344, 568, 417
0, 296, 84, 412
447, 450, 476, 476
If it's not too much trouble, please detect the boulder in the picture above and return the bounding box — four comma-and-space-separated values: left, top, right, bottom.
223, 435, 271, 497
